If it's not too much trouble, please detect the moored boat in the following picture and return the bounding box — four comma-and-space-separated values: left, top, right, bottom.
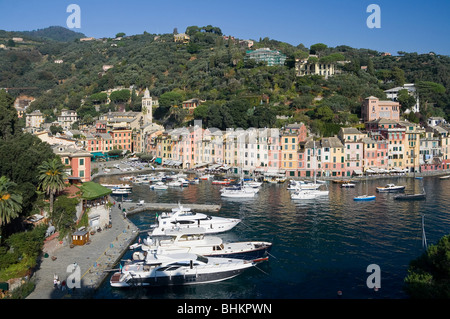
151, 204, 240, 235
376, 183, 405, 193
110, 252, 263, 288
291, 188, 329, 200
394, 191, 426, 200
353, 194, 376, 201
134, 227, 272, 260
150, 182, 168, 190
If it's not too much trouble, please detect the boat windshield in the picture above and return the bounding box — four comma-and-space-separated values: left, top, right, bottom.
196, 255, 208, 263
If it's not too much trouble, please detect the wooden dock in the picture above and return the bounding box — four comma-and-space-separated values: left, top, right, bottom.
120, 202, 221, 214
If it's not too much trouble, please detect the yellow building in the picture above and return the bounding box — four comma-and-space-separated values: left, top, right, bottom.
320, 137, 345, 177
398, 121, 423, 172
281, 132, 299, 177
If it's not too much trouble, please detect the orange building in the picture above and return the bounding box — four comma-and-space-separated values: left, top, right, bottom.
112, 129, 133, 151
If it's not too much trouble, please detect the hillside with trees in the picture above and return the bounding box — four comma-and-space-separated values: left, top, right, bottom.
0, 25, 449, 136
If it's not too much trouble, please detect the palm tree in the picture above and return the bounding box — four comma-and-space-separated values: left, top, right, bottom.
0, 176, 23, 227
37, 158, 68, 214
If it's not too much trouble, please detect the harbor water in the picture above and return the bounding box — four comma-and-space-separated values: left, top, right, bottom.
93, 174, 450, 299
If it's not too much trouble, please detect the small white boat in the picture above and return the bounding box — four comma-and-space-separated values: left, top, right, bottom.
167, 180, 182, 187
150, 182, 168, 190
291, 188, 328, 200
102, 183, 132, 190
177, 178, 190, 187
220, 185, 256, 198
376, 184, 405, 193
440, 175, 450, 180
291, 190, 318, 200
341, 183, 356, 188
189, 178, 200, 184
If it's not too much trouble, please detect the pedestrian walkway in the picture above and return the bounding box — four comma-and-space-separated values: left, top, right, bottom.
26, 201, 138, 299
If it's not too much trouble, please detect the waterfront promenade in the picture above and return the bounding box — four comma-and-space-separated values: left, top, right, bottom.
27, 200, 139, 299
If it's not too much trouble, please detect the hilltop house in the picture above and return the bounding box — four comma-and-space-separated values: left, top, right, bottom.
384, 83, 420, 113
361, 96, 400, 122
245, 48, 286, 66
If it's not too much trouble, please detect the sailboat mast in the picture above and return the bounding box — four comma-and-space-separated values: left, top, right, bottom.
422, 214, 427, 250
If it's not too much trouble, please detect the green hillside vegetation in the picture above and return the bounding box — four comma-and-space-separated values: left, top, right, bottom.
0, 26, 449, 136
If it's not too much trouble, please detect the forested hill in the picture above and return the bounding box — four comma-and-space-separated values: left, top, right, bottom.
0, 26, 86, 43
0, 25, 449, 135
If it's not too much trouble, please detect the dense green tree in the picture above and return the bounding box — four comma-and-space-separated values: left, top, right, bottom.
0, 176, 23, 228
397, 89, 416, 111
310, 43, 327, 56
315, 105, 334, 122
159, 90, 183, 108
49, 125, 64, 135
109, 89, 131, 103
89, 92, 108, 104
404, 234, 450, 298
52, 195, 79, 238
416, 81, 446, 110
37, 158, 68, 215
0, 90, 22, 140
391, 67, 405, 86
0, 133, 55, 186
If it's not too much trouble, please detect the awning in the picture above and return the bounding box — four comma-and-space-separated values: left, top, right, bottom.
353, 169, 363, 175
79, 182, 112, 200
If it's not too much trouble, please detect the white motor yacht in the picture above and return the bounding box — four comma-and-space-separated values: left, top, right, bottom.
110, 252, 262, 288
151, 205, 240, 235
132, 227, 272, 260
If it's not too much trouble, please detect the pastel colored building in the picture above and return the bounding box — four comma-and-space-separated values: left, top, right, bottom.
267, 129, 281, 171
398, 121, 423, 172
362, 96, 400, 123
53, 146, 92, 182
57, 109, 78, 130
112, 129, 132, 151
361, 136, 389, 172
26, 110, 45, 129
85, 133, 113, 153
295, 55, 336, 79
338, 127, 365, 176
280, 123, 307, 177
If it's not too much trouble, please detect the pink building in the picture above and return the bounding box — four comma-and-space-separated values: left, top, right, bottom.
53, 146, 92, 182
362, 96, 400, 123
267, 132, 281, 171
362, 137, 389, 172
338, 127, 365, 176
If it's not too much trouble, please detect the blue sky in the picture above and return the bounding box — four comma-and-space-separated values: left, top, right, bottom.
1, 0, 449, 55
